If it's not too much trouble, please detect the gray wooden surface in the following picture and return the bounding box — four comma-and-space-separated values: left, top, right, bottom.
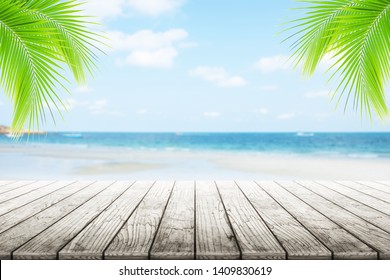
1, 181, 390, 260
150, 181, 195, 260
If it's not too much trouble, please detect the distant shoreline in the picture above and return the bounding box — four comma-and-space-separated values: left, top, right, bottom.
1, 144, 390, 181
0, 125, 45, 135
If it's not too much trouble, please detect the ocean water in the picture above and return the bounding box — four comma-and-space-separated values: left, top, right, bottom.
1, 132, 390, 158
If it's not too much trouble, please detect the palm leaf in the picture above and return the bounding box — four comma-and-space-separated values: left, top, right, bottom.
286, 0, 390, 120
0, 0, 102, 133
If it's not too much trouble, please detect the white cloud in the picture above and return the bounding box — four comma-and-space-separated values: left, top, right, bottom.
189, 67, 247, 88
58, 98, 125, 116
88, 99, 108, 115
82, 0, 185, 20
203, 112, 221, 118
277, 113, 296, 120
108, 29, 188, 68
178, 42, 198, 49
253, 53, 339, 74
253, 55, 291, 73
305, 90, 332, 99
75, 85, 93, 94
108, 29, 188, 51
82, 0, 126, 20
125, 47, 177, 68
128, 0, 185, 16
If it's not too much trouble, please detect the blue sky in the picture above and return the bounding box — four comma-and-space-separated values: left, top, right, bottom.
0, 0, 389, 132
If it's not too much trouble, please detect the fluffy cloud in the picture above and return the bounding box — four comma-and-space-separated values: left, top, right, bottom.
82, 0, 185, 19
109, 29, 188, 68
88, 99, 108, 115
125, 47, 178, 68
127, 0, 185, 16
82, 0, 126, 20
254, 53, 340, 74
75, 85, 93, 94
63, 98, 124, 116
253, 55, 291, 73
108, 29, 188, 51
189, 67, 247, 87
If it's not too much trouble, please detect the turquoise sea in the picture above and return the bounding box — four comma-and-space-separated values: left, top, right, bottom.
1, 132, 390, 158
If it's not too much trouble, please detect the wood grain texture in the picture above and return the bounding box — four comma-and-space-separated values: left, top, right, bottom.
358, 181, 390, 194
0, 181, 14, 188
216, 181, 285, 260
0, 181, 93, 234
196, 181, 240, 260
337, 181, 390, 204
280, 181, 390, 259
0, 181, 73, 216
1, 180, 390, 260
297, 181, 390, 233
0, 181, 54, 203
150, 181, 195, 260
0, 181, 35, 197
105, 181, 174, 260
317, 181, 390, 216
258, 181, 376, 260
377, 181, 390, 187
12, 181, 132, 260
0, 181, 112, 260
237, 181, 331, 260
59, 181, 154, 260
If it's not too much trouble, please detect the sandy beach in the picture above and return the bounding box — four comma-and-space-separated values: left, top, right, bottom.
1, 144, 390, 180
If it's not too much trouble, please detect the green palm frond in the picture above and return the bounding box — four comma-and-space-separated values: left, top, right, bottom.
0, 0, 102, 132
286, 0, 390, 120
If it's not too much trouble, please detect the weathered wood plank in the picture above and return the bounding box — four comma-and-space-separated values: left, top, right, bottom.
150, 181, 195, 260
0, 181, 112, 260
1, 180, 390, 260
105, 181, 174, 260
237, 181, 331, 260
195, 181, 240, 260
216, 181, 285, 260
0, 181, 93, 234
258, 181, 376, 259
0, 181, 75, 216
337, 181, 390, 204
0, 181, 13, 188
377, 181, 390, 187
13, 181, 133, 260
0, 181, 35, 196
280, 181, 390, 259
297, 181, 390, 233
59, 181, 154, 260
0, 181, 54, 204
358, 181, 390, 194
317, 181, 390, 216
